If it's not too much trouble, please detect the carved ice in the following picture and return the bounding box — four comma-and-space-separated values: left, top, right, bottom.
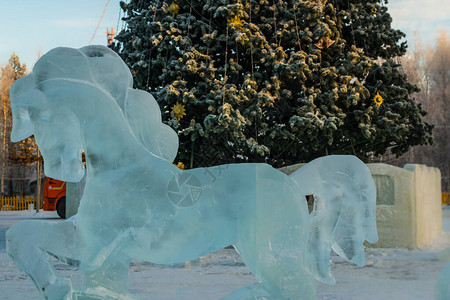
6, 46, 378, 299
436, 248, 450, 300
436, 261, 450, 300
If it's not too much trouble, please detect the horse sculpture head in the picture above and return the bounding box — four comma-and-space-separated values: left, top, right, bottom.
10, 46, 178, 182
10, 67, 87, 182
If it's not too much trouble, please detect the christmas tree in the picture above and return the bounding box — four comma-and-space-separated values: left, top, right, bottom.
112, 0, 432, 168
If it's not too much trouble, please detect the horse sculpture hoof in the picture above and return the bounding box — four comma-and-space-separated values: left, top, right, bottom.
72, 287, 138, 300
43, 278, 72, 300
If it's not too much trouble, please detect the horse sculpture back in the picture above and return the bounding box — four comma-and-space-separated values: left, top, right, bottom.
6, 46, 377, 300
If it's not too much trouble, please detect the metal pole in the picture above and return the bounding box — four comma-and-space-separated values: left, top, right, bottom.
35, 149, 41, 213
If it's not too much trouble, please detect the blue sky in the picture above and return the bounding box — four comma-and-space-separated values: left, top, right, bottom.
0, 0, 122, 68
388, 0, 450, 46
1, 0, 449, 68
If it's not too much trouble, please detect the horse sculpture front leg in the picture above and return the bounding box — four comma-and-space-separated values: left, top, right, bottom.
6, 218, 137, 300
75, 226, 138, 299
6, 219, 82, 299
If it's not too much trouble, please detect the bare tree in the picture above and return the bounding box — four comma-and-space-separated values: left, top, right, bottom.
0, 54, 36, 196
1, 61, 15, 194
389, 29, 449, 191
427, 29, 450, 191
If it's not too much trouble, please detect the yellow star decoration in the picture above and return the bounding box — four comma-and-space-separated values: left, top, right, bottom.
228, 16, 244, 31
172, 102, 186, 120
374, 92, 384, 107
371, 7, 377, 14
168, 2, 179, 17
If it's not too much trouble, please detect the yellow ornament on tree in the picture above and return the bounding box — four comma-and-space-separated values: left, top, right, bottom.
374, 92, 383, 107
168, 2, 179, 17
172, 102, 186, 120
175, 162, 185, 169
228, 16, 244, 31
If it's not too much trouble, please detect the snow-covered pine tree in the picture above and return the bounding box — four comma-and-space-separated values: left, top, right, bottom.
112, 0, 432, 168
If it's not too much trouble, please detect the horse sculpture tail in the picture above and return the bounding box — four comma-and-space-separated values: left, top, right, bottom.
289, 155, 378, 284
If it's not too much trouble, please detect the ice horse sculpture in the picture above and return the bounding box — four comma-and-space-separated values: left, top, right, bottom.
6, 46, 378, 300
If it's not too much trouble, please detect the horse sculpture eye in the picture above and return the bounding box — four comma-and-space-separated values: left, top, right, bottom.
40, 113, 51, 122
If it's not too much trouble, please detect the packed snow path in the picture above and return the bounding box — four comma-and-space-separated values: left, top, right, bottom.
1, 209, 449, 299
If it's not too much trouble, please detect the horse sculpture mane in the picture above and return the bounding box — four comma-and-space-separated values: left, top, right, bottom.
6, 46, 378, 300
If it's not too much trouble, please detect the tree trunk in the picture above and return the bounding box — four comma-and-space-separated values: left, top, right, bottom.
1, 94, 7, 195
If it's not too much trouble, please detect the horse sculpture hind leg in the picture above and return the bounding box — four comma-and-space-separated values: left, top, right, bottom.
6, 219, 82, 299
230, 165, 316, 300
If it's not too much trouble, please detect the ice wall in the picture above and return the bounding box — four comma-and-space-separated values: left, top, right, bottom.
404, 164, 442, 247
367, 163, 441, 249
367, 163, 416, 248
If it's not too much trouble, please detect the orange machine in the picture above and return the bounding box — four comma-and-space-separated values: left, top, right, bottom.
43, 178, 66, 218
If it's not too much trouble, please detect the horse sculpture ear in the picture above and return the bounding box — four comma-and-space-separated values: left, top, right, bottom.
32, 47, 93, 85
125, 88, 179, 162
10, 75, 47, 142
79, 45, 133, 111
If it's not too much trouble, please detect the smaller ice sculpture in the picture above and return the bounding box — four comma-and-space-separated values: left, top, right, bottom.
6, 46, 378, 300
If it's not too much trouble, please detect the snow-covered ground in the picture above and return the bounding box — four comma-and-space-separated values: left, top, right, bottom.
1, 208, 449, 299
